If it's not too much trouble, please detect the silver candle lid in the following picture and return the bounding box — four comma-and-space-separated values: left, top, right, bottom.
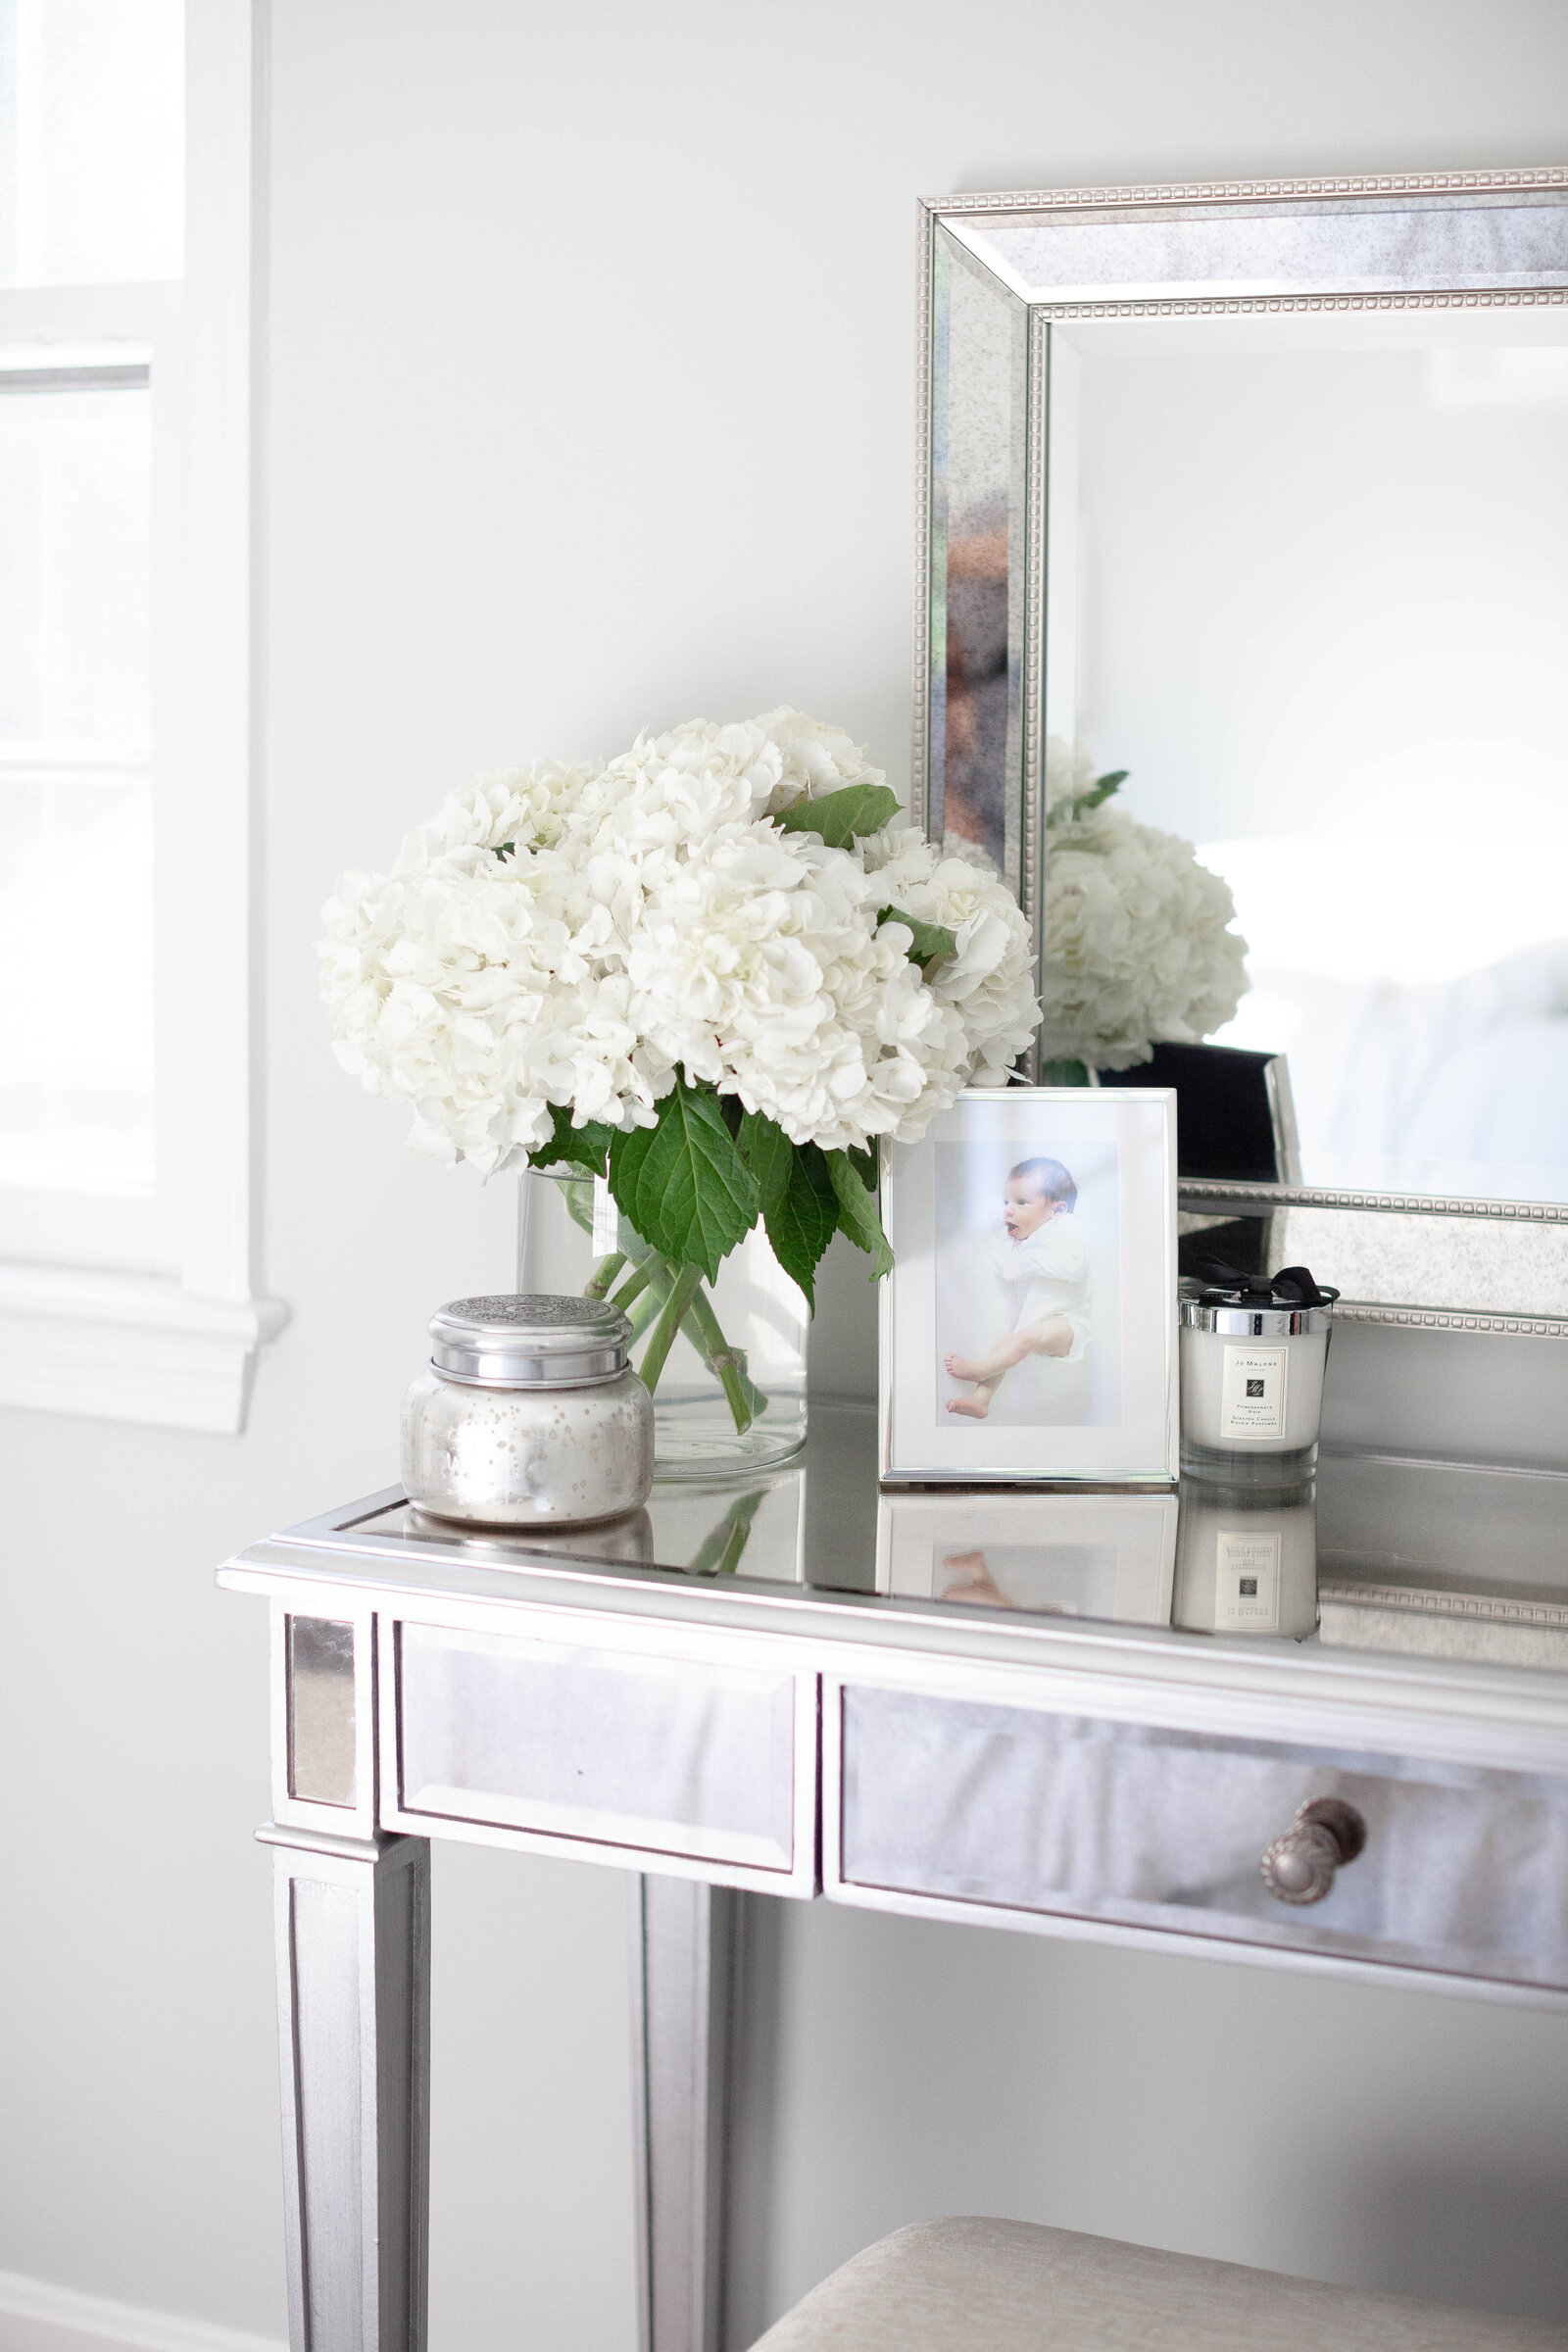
1180, 1267, 1338, 1340
428, 1294, 632, 1389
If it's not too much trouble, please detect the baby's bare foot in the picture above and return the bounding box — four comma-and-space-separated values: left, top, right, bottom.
947, 1393, 992, 1420
945, 1352, 986, 1382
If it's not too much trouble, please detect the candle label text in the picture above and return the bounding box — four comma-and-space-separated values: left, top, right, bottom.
1219, 1344, 1289, 1440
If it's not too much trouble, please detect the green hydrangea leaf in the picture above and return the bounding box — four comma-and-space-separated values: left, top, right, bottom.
736, 1107, 795, 1218
1076, 768, 1127, 811
774, 782, 902, 849
876, 905, 958, 970
845, 1144, 877, 1193
525, 1104, 613, 1179
609, 1082, 760, 1284
826, 1148, 894, 1279
763, 1142, 840, 1314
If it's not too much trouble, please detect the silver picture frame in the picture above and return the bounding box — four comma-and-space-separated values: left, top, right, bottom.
879, 1087, 1179, 1486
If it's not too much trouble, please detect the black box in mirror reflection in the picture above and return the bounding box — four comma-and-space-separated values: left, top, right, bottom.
1099, 1042, 1294, 1183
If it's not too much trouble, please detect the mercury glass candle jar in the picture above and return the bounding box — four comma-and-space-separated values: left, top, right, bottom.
1179, 1270, 1338, 1485
401, 1294, 654, 1528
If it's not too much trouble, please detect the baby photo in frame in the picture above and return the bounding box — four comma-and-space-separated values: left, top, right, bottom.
880, 1088, 1179, 1484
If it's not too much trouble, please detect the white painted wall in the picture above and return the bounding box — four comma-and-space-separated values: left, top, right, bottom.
4, 3, 1568, 2347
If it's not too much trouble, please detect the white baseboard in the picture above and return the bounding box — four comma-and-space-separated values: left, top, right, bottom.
0, 2273, 284, 2352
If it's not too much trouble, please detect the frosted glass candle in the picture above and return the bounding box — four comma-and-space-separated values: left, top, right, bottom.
1179, 1294, 1335, 1484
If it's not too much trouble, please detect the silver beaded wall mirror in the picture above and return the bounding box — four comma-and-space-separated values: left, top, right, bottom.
915, 168, 1568, 1336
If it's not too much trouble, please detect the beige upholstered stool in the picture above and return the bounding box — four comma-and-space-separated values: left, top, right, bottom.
750, 2218, 1568, 2350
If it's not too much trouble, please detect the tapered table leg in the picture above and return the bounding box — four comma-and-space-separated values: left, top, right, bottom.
630, 1875, 739, 2352
261, 1825, 431, 2352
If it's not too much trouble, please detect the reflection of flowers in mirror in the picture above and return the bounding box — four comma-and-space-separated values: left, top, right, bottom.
1039, 737, 1249, 1075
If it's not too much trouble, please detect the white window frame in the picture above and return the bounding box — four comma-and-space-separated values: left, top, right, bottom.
0, 1, 284, 1432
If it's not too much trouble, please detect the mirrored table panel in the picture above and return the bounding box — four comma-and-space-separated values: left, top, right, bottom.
263, 1403, 1568, 1677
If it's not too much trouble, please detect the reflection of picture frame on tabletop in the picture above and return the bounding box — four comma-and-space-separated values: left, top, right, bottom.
880, 1087, 1179, 1484
877, 1490, 1178, 1624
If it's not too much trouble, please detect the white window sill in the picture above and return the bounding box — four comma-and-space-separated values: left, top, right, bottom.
0, 1264, 288, 1434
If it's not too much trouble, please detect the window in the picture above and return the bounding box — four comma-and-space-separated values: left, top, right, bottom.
0, 2, 281, 1429
1, 363, 155, 1232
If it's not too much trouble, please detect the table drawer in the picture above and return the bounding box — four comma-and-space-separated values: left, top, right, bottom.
830, 1684, 1568, 1992
383, 1619, 813, 1889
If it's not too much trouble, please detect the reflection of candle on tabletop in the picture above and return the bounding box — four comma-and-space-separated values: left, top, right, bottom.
1179, 1267, 1337, 1485
407, 1504, 657, 1563
1174, 1480, 1318, 1638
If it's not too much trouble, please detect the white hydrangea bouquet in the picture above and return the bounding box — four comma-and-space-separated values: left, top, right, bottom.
319, 708, 1040, 1434
1037, 738, 1248, 1077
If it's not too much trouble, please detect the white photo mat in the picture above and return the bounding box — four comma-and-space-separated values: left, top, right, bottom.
879, 1088, 1178, 1483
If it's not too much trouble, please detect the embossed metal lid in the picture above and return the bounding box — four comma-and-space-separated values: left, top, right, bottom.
428, 1294, 631, 1389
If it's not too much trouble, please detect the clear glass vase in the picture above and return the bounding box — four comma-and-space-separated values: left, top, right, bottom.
517, 1170, 808, 1477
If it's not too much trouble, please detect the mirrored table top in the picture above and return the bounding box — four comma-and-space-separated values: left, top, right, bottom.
228, 1404, 1568, 1691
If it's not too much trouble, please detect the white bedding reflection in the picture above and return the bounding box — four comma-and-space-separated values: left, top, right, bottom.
1203, 835, 1568, 1196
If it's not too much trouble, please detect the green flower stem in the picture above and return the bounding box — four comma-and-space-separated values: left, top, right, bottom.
1040, 1057, 1093, 1087
552, 1175, 763, 1434
615, 1250, 686, 1348
623, 1252, 679, 1327
623, 1288, 665, 1346
681, 1281, 762, 1432
687, 1488, 767, 1577
608, 1260, 654, 1312
710, 1492, 765, 1575
630, 1254, 761, 1433
584, 1249, 627, 1299
638, 1261, 704, 1394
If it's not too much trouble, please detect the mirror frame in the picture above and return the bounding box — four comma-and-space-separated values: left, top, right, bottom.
914, 165, 1568, 1337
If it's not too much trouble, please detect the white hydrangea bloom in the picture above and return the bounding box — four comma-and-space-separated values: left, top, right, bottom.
1037, 735, 1248, 1070
753, 705, 892, 814
318, 710, 1043, 1174
1044, 733, 1102, 817
586, 717, 785, 842
397, 760, 595, 865
862, 827, 1041, 1089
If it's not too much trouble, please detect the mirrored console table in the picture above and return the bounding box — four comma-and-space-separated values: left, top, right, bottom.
220, 1406, 1568, 2352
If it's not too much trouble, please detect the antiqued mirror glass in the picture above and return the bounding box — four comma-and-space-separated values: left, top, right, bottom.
925, 228, 1028, 888
916, 171, 1568, 1326
285, 1613, 357, 1808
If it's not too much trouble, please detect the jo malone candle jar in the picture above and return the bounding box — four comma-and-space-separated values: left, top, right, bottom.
1179, 1267, 1338, 1485
402, 1294, 654, 1528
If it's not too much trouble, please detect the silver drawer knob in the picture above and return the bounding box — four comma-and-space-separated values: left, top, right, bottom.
1260, 1797, 1367, 1905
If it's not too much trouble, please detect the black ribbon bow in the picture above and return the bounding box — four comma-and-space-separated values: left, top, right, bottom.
1192, 1259, 1337, 1308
